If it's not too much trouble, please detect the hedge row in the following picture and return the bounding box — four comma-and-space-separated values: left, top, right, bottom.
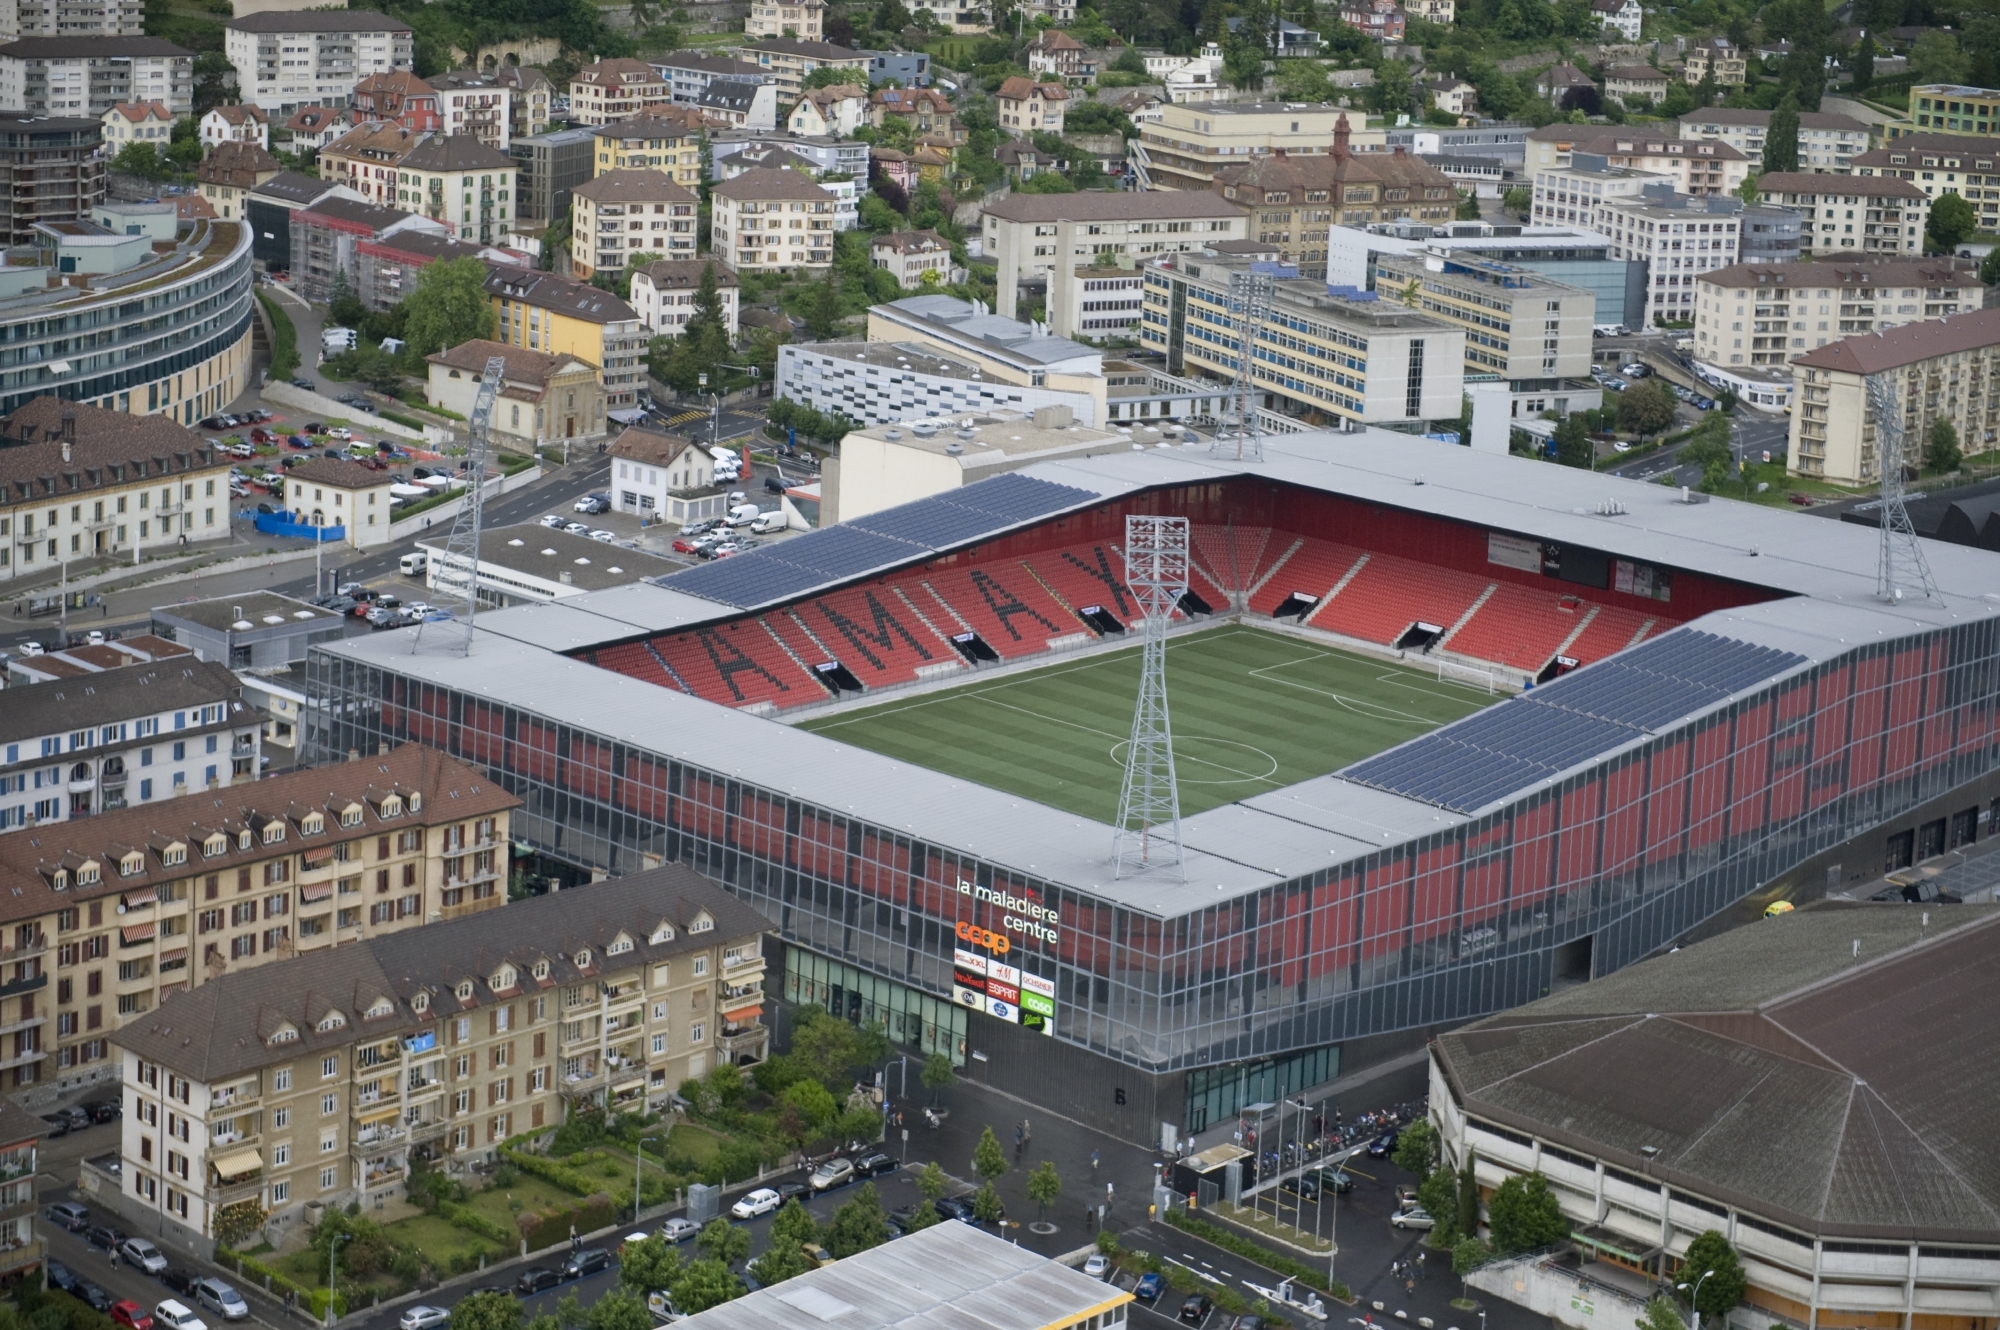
1162, 1207, 1352, 1301
437, 1200, 513, 1245
258, 292, 299, 380
503, 1147, 612, 1198
216, 1245, 345, 1318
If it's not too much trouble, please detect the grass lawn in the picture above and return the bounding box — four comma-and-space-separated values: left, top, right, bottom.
464, 1174, 588, 1225
382, 1212, 495, 1268
797, 625, 1494, 820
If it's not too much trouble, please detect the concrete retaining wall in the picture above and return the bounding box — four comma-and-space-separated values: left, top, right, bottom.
1467, 1256, 1650, 1330
260, 382, 442, 446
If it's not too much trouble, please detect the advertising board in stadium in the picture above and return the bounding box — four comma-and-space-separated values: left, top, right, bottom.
952, 947, 1055, 1035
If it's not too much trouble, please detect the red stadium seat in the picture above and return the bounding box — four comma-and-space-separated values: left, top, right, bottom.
648, 623, 820, 708
1248, 537, 1368, 617
791, 583, 954, 686
918, 564, 1081, 658
1442, 582, 1595, 672
1563, 604, 1667, 666
590, 641, 679, 691
1022, 544, 1142, 626
1191, 524, 1277, 600
1309, 551, 1491, 647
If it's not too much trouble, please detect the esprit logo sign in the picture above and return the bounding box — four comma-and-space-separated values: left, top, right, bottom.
955, 920, 1011, 954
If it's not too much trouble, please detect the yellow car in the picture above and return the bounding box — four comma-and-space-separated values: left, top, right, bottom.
1764, 900, 1795, 918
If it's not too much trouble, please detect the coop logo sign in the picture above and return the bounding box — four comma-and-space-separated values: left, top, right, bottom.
956, 878, 1062, 945
955, 921, 1011, 955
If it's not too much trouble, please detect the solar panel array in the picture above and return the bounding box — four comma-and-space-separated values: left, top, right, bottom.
657, 473, 1102, 609
1342, 630, 1812, 813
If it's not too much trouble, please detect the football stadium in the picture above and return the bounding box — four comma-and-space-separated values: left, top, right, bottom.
305, 428, 2000, 1144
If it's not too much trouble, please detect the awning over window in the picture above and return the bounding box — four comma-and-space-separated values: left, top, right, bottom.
356, 1104, 401, 1125
159, 948, 188, 965
120, 923, 154, 944
121, 891, 155, 911
722, 1003, 763, 1024
302, 846, 335, 866
299, 881, 334, 903
210, 1147, 262, 1180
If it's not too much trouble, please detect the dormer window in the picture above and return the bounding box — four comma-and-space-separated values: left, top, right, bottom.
491, 966, 516, 991
338, 806, 363, 829
269, 1025, 298, 1044
119, 853, 143, 877
50, 870, 67, 891
533, 959, 550, 981
455, 980, 473, 1000
204, 834, 226, 858
262, 823, 285, 846
380, 796, 403, 818
237, 830, 252, 850
650, 923, 675, 944
574, 949, 591, 969
317, 1011, 346, 1032
161, 844, 186, 867
77, 863, 100, 886
366, 998, 394, 1019
411, 991, 429, 1013
607, 935, 634, 956
301, 813, 324, 835
408, 793, 422, 813
689, 914, 713, 934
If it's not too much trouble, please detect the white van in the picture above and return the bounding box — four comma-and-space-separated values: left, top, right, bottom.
399, 550, 428, 576
724, 503, 761, 528
749, 510, 786, 535
321, 327, 358, 352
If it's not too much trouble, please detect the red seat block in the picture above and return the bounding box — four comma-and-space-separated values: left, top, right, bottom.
920, 564, 1081, 658
1311, 552, 1489, 646
1564, 604, 1669, 666
1023, 544, 1142, 625
650, 623, 819, 708
1248, 537, 1366, 616
1444, 582, 1592, 672
791, 583, 952, 685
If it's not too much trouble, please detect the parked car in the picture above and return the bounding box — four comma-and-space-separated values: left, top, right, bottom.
243, 409, 272, 423
851, 1152, 896, 1178
289, 378, 315, 391
1083, 1253, 1110, 1280
45, 1201, 88, 1230
192, 1279, 248, 1321
670, 534, 704, 553
561, 1248, 609, 1279
809, 1158, 855, 1192
77, 1285, 117, 1314
800, 1242, 833, 1269
152, 1300, 205, 1330
58, 1105, 92, 1131
1367, 1130, 1400, 1158
398, 1308, 447, 1330
730, 1188, 781, 1219
1134, 1273, 1164, 1300
658, 1217, 700, 1243
45, 1260, 80, 1293
1391, 1206, 1435, 1230
573, 494, 609, 514
118, 1238, 168, 1273
772, 1181, 808, 1205
588, 530, 616, 544
1394, 1185, 1420, 1211
83, 1224, 127, 1252
157, 1272, 201, 1299
886, 1205, 921, 1234
513, 1268, 561, 1295
1179, 1294, 1213, 1324
111, 1302, 154, 1330
933, 1196, 980, 1223
1278, 1175, 1320, 1201
1310, 1168, 1354, 1195
539, 514, 567, 529
562, 521, 590, 536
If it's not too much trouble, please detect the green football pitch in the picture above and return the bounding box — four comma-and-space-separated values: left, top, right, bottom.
795, 626, 1498, 821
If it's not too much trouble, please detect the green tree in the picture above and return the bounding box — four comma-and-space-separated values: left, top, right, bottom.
1371, 59, 1412, 115
789, 1007, 889, 1089
1912, 30, 1970, 84
618, 1236, 683, 1294
1852, 34, 1876, 92
874, 0, 912, 29
1417, 1166, 1461, 1242
918, 1160, 949, 1202
746, 1243, 814, 1287
1502, 185, 1531, 214
1639, 1295, 1686, 1330
1981, 247, 2000, 285
1026, 1160, 1062, 1222
554, 1292, 583, 1329
778, 1078, 839, 1138
1617, 379, 1677, 437
1453, 1234, 1495, 1279
541, 213, 570, 273
770, 1199, 821, 1253
972, 1181, 1004, 1223
1274, 58, 1331, 101
1678, 1231, 1748, 1321
1112, 46, 1148, 74
1764, 94, 1799, 174
1682, 416, 1734, 491
825, 1183, 891, 1258
920, 1052, 955, 1104
111, 140, 170, 179
451, 1293, 522, 1330
696, 1218, 751, 1267
973, 1125, 1008, 1182
583, 1289, 650, 1330
403, 256, 497, 359
1457, 1151, 1480, 1238
1929, 192, 1978, 252
1555, 412, 1594, 468
1927, 417, 1964, 472
669, 1259, 742, 1315
1223, 40, 1267, 90
1487, 1172, 1569, 1254
1393, 1121, 1440, 1176
1019, 172, 1077, 194
1455, 194, 1482, 220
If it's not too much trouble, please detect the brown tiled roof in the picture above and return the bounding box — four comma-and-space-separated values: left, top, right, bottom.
0, 35, 188, 55
572, 168, 696, 205
1031, 29, 1084, 49
1215, 146, 1453, 199
873, 228, 948, 255
996, 76, 1068, 102
608, 426, 702, 465
1793, 306, 2000, 375
711, 165, 833, 202
224, 9, 407, 33
1605, 65, 1666, 80
285, 458, 389, 490
285, 106, 351, 133
575, 57, 661, 86
1853, 132, 2000, 170
116, 862, 767, 1083
197, 140, 281, 187
108, 101, 171, 124
427, 338, 593, 385
1679, 107, 1867, 131
633, 258, 739, 290
398, 132, 513, 173
753, 37, 864, 59
0, 744, 518, 930
870, 87, 952, 115
322, 120, 420, 164
593, 108, 710, 140
483, 267, 637, 324
0, 657, 234, 748
984, 190, 1245, 222
0, 398, 224, 500
493, 65, 551, 93
208, 104, 267, 126
1697, 259, 1979, 291
1757, 170, 1926, 198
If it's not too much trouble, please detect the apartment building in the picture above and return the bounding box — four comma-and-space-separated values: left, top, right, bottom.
427, 340, 605, 449
1678, 107, 1869, 172
1896, 84, 2000, 139
0, 1106, 40, 1285
1593, 192, 1750, 327
0, 745, 516, 1105
982, 190, 1247, 325
1132, 101, 1389, 192
1850, 132, 2000, 238
591, 110, 707, 189
1214, 132, 1457, 278
424, 71, 514, 151
195, 141, 280, 221
1375, 251, 1593, 388
745, 0, 822, 41
711, 166, 836, 272
1140, 250, 1465, 425
1591, 0, 1642, 40
321, 126, 517, 245
1755, 171, 1928, 256
0, 111, 101, 245
222, 11, 413, 117
630, 259, 739, 340
1695, 259, 1981, 375
0, 37, 191, 117
1603, 66, 1669, 106
1790, 307, 2000, 483
351, 69, 435, 129
700, 79, 779, 131
567, 57, 669, 127
569, 170, 696, 281
0, 657, 252, 829
111, 865, 767, 1253
492, 66, 551, 141
100, 100, 171, 156
508, 126, 593, 226
8, 0, 139, 37
485, 267, 646, 411
995, 77, 1066, 138
871, 229, 951, 288
646, 50, 768, 104
785, 83, 864, 137
199, 104, 266, 151
0, 398, 232, 576
746, 38, 870, 98
1681, 37, 1746, 86
1524, 127, 1749, 196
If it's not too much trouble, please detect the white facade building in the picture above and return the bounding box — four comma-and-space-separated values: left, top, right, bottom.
223, 10, 414, 116
628, 258, 741, 340
0, 37, 191, 117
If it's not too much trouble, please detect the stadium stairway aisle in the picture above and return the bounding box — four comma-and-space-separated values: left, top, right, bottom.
1191, 523, 1275, 602
1442, 583, 1601, 672
1249, 537, 1368, 617
1564, 602, 1667, 665
1308, 549, 1491, 646
589, 641, 678, 691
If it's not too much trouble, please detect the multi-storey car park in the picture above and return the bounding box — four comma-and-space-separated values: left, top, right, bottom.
303, 431, 2000, 1145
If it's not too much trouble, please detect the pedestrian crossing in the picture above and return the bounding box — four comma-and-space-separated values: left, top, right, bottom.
663, 409, 706, 426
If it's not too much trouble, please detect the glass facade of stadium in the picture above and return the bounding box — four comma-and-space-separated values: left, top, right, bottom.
304, 611, 2000, 1139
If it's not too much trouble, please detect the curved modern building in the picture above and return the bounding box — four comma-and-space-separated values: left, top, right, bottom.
0, 214, 255, 425
303, 428, 2000, 1146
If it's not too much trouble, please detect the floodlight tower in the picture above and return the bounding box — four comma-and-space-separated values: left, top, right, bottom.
415, 355, 505, 656
1114, 515, 1190, 878
1863, 370, 1938, 604
1212, 268, 1275, 463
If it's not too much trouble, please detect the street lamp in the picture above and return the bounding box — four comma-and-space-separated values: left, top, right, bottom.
1678, 1269, 1717, 1330
635, 1135, 660, 1224
325, 1231, 351, 1329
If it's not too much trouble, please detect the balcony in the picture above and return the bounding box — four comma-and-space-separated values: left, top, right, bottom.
208, 1086, 258, 1111
204, 1173, 264, 1207
438, 895, 501, 922
717, 1026, 767, 1060
0, 971, 44, 1001
355, 1123, 405, 1148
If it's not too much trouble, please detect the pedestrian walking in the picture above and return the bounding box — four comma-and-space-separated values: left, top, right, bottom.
1417, 1251, 1426, 1278
1405, 1276, 1416, 1298
1090, 1150, 1099, 1173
